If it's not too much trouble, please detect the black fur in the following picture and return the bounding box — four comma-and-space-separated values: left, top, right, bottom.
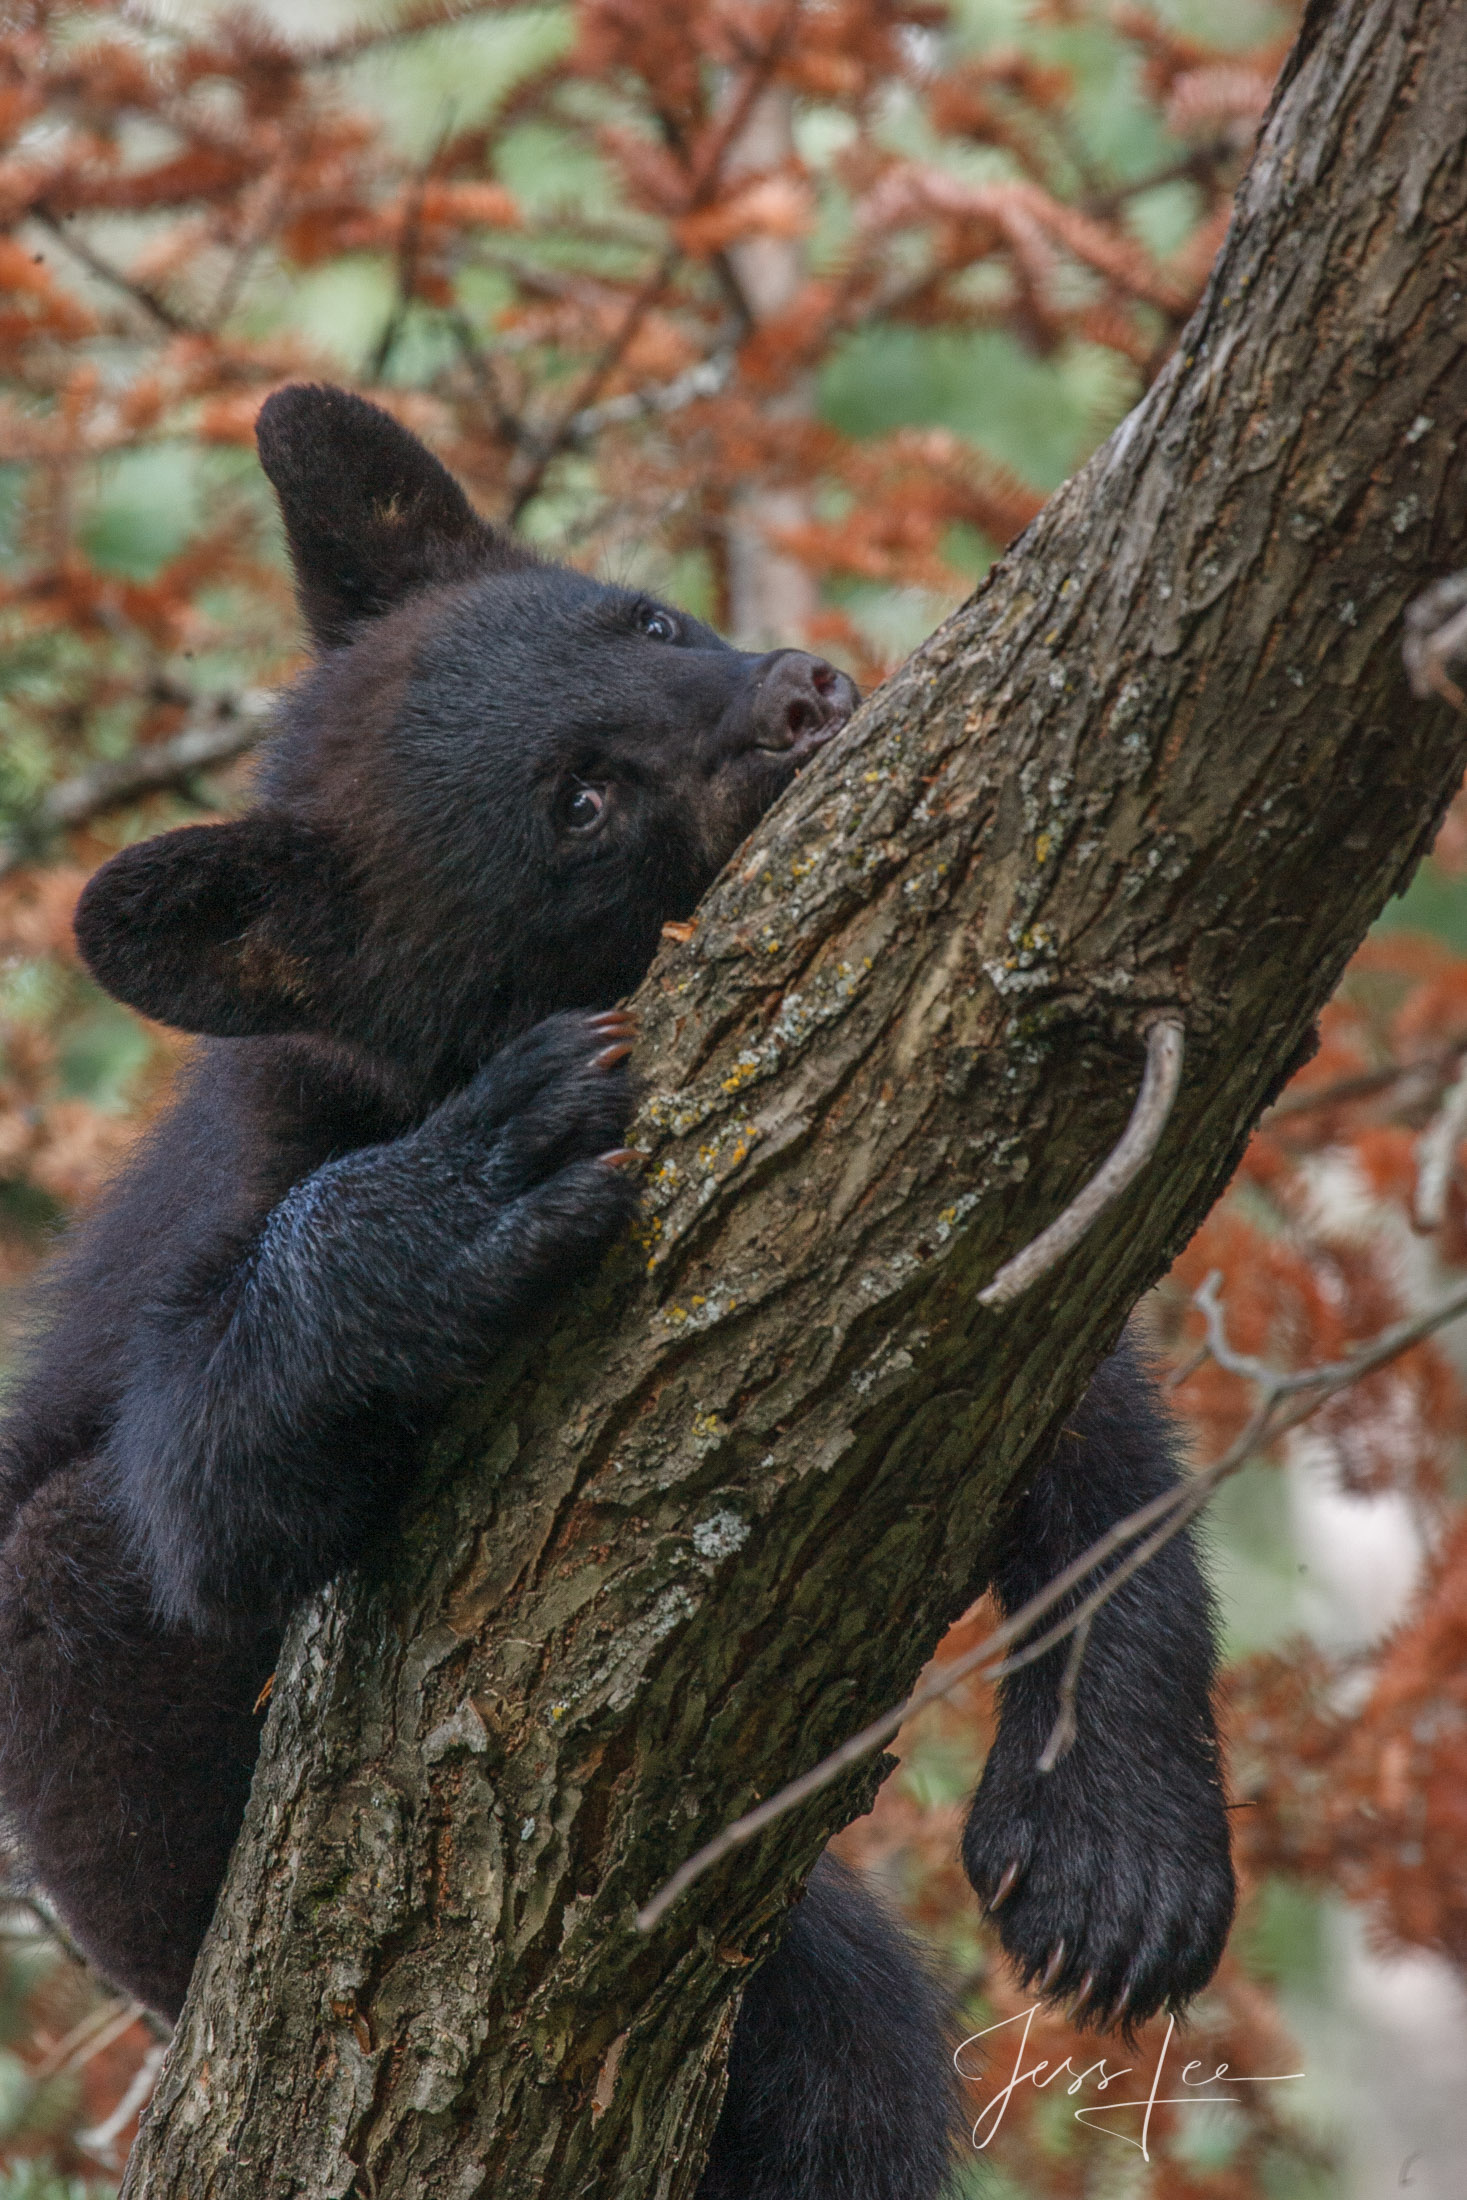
0, 386, 1233, 2197
968, 1344, 1234, 2033
700, 1856, 960, 2200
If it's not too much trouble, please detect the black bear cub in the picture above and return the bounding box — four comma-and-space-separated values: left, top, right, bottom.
0, 386, 1233, 2199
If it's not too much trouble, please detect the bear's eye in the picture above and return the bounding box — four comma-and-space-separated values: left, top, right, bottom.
637, 606, 678, 643
561, 782, 608, 834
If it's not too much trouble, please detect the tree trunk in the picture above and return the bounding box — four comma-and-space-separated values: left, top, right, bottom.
123, 3, 1467, 2194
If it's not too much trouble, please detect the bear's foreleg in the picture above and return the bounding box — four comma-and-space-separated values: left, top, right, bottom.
963, 1342, 1235, 2029
109, 1010, 642, 1632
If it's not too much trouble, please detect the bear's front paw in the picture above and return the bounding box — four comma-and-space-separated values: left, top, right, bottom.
460, 1008, 638, 1139
963, 1730, 1235, 2034
448, 1009, 644, 1317
441, 1007, 639, 1194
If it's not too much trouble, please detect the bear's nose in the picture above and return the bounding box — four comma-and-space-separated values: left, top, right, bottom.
750, 651, 860, 758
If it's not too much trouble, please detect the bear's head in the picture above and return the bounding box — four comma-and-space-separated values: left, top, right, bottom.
72, 385, 857, 1090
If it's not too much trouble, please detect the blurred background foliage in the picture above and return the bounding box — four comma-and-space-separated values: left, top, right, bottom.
4, 0, 1467, 2192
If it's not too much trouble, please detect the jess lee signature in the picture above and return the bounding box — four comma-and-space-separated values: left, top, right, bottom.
955, 2006, 1305, 2158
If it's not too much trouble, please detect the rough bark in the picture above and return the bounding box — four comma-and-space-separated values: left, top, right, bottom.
124, 3, 1467, 2194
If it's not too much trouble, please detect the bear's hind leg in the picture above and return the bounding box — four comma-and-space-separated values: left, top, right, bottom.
699, 1854, 958, 2200
0, 1465, 276, 2020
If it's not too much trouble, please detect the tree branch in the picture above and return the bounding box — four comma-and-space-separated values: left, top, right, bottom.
1, 690, 273, 874
31, 207, 193, 335
506, 249, 682, 521
978, 1015, 1185, 1306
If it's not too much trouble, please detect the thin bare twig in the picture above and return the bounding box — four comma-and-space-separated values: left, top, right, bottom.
448, 312, 536, 451
978, 1016, 1186, 1307
75, 2039, 168, 2168
455, 330, 733, 461
370, 110, 457, 382
1036, 1608, 1091, 1772
1, 689, 275, 875
635, 1267, 1467, 1930
564, 353, 734, 443
36, 1996, 147, 2082
298, 0, 549, 68
29, 1996, 136, 2081
497, 2, 803, 509
685, 0, 805, 203
31, 207, 192, 335
1079, 146, 1230, 222
0, 1882, 91, 1975
1267, 1049, 1465, 1119
205, 162, 292, 332
1195, 1266, 1432, 1398
506, 248, 682, 522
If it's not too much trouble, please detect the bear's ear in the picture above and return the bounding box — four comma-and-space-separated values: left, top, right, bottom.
74, 815, 345, 1038
255, 383, 531, 650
